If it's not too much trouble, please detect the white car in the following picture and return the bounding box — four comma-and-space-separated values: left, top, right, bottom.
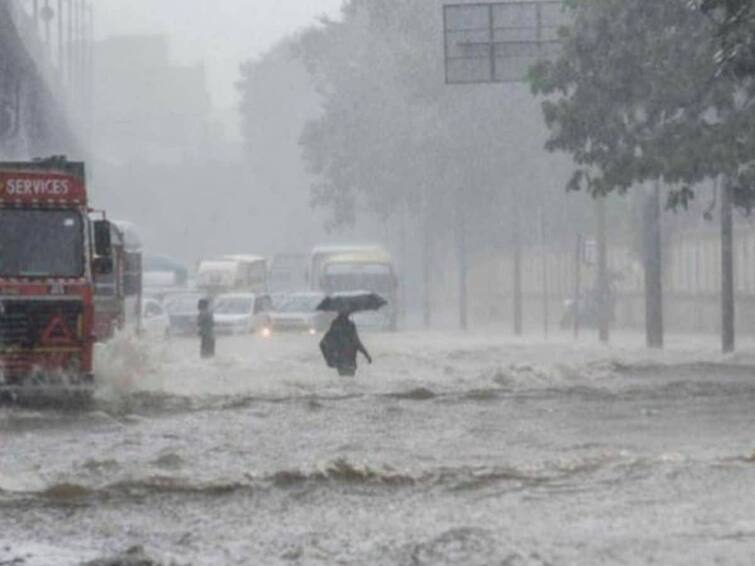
141, 297, 170, 339
213, 293, 272, 336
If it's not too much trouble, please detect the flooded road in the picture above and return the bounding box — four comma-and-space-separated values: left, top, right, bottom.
2, 331, 755, 565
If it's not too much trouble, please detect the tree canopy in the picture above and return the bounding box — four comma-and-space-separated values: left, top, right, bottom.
292, 0, 579, 248
700, 0, 755, 77
531, 0, 755, 212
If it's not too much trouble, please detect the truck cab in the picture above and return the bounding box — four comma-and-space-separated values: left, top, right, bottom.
0, 158, 112, 394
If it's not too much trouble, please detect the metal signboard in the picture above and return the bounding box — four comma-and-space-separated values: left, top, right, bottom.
443, 1, 567, 84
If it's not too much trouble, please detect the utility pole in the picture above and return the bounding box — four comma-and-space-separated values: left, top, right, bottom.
596, 196, 610, 343
76, 0, 83, 98
398, 205, 407, 329
573, 233, 583, 339
66, 0, 73, 91
42, 0, 52, 47
422, 188, 432, 328
539, 208, 549, 338
512, 185, 523, 336
84, 1, 94, 147
721, 178, 735, 353
457, 188, 468, 331
57, 0, 64, 74
644, 181, 664, 348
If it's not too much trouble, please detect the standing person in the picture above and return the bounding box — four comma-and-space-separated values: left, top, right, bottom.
320, 311, 372, 376
197, 298, 215, 359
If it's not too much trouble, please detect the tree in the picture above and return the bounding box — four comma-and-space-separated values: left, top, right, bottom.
700, 0, 755, 77
295, 0, 564, 329
532, 0, 755, 351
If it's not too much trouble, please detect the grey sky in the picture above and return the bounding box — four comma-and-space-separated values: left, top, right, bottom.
95, 0, 343, 110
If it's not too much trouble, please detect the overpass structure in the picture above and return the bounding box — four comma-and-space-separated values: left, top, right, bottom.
0, 0, 93, 159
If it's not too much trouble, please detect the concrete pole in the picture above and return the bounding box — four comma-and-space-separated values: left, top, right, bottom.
539, 208, 549, 338
66, 0, 73, 90
512, 186, 523, 336
721, 179, 735, 353
57, 0, 64, 73
596, 196, 610, 343
644, 181, 664, 348
423, 194, 432, 328
573, 233, 582, 339
457, 189, 468, 331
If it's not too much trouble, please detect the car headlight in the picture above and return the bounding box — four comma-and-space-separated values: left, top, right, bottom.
261, 327, 272, 338
308, 328, 317, 336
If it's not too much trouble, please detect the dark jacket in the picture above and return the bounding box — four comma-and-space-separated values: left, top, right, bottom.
320, 314, 371, 370
198, 309, 214, 338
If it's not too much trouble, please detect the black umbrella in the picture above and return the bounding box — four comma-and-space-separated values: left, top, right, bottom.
316, 291, 387, 313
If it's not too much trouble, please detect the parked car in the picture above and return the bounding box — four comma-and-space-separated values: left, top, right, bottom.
141, 297, 170, 339
270, 292, 331, 334
164, 292, 205, 336
213, 293, 272, 336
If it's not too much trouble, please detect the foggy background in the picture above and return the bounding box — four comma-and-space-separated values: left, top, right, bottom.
4, 0, 748, 333
90, 0, 346, 264
87, 0, 576, 328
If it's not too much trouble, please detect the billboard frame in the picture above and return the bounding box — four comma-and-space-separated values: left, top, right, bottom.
443, 1, 565, 85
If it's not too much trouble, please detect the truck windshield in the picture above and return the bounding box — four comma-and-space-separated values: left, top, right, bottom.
0, 209, 85, 278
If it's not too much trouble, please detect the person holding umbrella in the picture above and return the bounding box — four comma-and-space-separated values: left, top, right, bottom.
317, 292, 384, 376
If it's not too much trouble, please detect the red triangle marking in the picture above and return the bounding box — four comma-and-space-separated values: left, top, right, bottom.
41, 314, 75, 345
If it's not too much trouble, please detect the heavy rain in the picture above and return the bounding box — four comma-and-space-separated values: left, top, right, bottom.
2, 0, 755, 564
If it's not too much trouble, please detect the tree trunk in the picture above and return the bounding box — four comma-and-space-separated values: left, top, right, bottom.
721, 179, 735, 353
596, 196, 610, 343
512, 187, 523, 335
644, 181, 664, 348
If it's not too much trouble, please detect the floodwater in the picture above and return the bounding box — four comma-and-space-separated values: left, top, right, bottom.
2, 330, 755, 565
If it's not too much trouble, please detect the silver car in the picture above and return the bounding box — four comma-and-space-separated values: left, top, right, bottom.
213, 293, 273, 336
269, 292, 332, 335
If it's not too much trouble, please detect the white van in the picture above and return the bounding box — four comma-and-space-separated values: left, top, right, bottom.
197, 255, 268, 296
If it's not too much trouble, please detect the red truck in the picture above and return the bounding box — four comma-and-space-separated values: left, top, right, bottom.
93, 220, 143, 342
0, 158, 113, 395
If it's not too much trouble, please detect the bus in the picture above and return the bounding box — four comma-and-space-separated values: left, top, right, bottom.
309, 245, 385, 291
318, 248, 398, 330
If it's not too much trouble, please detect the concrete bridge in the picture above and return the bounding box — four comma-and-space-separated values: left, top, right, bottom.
0, 0, 92, 160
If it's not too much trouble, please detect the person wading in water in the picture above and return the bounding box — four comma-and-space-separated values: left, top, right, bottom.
320, 311, 372, 376
197, 298, 215, 359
